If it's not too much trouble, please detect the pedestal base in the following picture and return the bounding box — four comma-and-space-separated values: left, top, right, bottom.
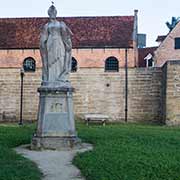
31, 135, 81, 150
32, 83, 79, 150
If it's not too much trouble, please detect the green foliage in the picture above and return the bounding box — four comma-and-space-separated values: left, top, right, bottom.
0, 124, 41, 180
74, 123, 180, 180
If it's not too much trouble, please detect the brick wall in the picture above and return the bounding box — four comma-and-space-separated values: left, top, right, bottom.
0, 67, 163, 123
154, 22, 180, 67
0, 48, 136, 68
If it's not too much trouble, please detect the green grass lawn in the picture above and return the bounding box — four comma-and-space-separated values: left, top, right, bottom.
0, 124, 42, 180
1, 123, 180, 180
74, 123, 180, 180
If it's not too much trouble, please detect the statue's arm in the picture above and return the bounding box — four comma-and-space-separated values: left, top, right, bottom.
61, 22, 73, 52
66, 27, 73, 52
40, 24, 48, 52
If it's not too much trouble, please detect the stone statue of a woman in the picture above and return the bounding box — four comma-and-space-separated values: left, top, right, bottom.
32, 4, 78, 151
40, 4, 73, 84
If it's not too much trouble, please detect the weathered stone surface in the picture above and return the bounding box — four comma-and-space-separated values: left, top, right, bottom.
0, 67, 164, 123
31, 136, 81, 151
162, 61, 180, 125
31, 84, 79, 150
40, 5, 72, 83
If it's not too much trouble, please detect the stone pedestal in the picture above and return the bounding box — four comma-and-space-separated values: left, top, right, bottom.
31, 83, 80, 150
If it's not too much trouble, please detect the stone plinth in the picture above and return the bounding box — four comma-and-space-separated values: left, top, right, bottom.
31, 83, 80, 150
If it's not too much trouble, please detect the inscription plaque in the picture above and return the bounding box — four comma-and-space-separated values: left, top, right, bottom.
43, 113, 69, 136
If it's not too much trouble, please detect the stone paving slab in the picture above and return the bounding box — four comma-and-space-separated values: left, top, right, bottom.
15, 144, 93, 180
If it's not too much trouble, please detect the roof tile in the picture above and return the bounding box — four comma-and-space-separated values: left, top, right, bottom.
0, 16, 134, 49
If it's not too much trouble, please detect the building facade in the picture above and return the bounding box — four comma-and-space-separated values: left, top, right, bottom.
154, 22, 180, 66
0, 11, 179, 125
0, 11, 138, 120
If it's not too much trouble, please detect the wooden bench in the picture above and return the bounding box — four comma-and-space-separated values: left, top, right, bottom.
84, 114, 109, 126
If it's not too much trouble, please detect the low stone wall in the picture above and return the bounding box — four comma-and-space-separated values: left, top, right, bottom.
0, 67, 163, 123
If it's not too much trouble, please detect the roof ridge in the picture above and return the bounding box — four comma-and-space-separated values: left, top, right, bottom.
0, 16, 134, 20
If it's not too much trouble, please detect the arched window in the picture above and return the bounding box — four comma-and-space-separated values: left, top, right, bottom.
105, 56, 119, 72
71, 57, 77, 72
23, 57, 36, 72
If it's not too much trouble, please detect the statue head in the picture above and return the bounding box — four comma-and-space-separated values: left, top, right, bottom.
48, 5, 57, 19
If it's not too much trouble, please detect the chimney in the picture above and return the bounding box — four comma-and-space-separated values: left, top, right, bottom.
133, 9, 138, 42
133, 9, 138, 67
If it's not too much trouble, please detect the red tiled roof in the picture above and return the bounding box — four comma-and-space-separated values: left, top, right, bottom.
0, 16, 134, 49
138, 47, 158, 67
156, 35, 167, 42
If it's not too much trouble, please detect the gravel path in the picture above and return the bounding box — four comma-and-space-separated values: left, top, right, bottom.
15, 144, 92, 180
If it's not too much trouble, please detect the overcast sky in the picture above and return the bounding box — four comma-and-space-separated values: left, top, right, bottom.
0, 0, 179, 46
